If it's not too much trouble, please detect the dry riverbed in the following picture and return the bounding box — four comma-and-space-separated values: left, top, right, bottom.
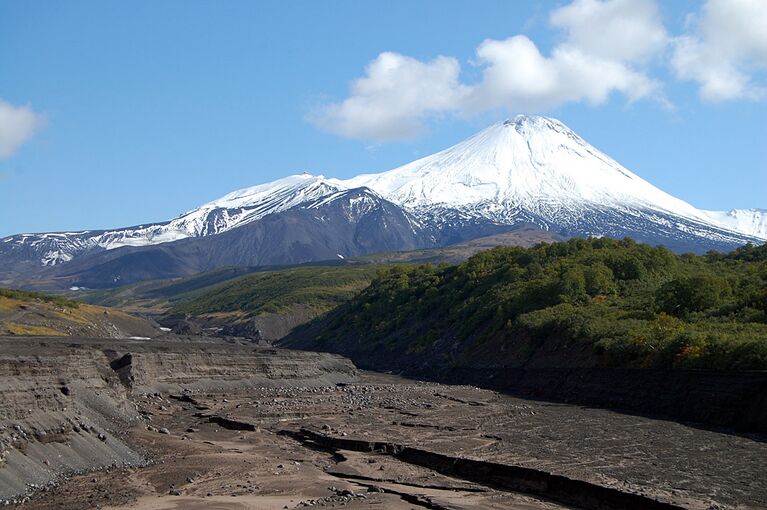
18, 372, 766, 510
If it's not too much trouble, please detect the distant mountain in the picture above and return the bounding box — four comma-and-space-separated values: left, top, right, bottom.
703, 209, 767, 241
0, 174, 345, 268
1, 115, 762, 288
16, 188, 446, 289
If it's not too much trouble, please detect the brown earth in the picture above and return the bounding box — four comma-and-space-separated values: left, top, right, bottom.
0, 335, 356, 505
6, 347, 765, 510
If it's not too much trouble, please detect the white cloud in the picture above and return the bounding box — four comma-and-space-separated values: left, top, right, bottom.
0, 99, 44, 158
310, 0, 669, 141
672, 0, 767, 101
464, 35, 659, 113
550, 0, 668, 62
309, 52, 468, 141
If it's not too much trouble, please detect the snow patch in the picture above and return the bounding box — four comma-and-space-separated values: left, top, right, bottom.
703, 209, 767, 240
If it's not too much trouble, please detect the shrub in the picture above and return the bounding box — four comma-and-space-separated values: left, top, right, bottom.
656, 275, 731, 316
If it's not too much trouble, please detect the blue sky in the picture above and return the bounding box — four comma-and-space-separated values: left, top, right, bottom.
1, 0, 765, 237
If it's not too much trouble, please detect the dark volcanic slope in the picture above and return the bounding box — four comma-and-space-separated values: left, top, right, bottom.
4, 191, 758, 292
12, 189, 550, 290
32, 189, 437, 289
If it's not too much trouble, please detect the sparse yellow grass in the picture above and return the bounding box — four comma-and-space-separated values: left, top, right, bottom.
5, 323, 66, 336
51, 303, 136, 326
200, 311, 245, 319
52, 308, 92, 325
0, 289, 154, 337
0, 297, 19, 313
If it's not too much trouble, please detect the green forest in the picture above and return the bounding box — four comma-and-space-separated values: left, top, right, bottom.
317, 238, 767, 370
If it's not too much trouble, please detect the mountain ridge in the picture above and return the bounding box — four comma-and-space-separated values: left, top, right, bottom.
1, 115, 763, 287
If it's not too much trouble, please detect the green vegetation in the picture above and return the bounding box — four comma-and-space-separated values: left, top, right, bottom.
80, 267, 263, 310
0, 288, 80, 308
318, 238, 767, 370
172, 265, 386, 317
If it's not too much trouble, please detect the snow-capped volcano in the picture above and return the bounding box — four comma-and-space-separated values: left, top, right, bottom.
1, 115, 762, 276
343, 116, 716, 229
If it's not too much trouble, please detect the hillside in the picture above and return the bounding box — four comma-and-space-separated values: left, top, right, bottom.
78, 266, 266, 312
77, 230, 565, 339
282, 239, 767, 371
166, 265, 386, 339
0, 288, 159, 337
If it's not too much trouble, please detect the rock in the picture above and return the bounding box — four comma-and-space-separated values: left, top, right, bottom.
170, 319, 202, 335
159, 428, 170, 435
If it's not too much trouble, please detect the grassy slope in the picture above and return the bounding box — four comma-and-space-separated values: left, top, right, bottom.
287, 238, 767, 370
171, 265, 386, 319
79, 267, 265, 312
0, 288, 80, 308
0, 288, 157, 337
77, 264, 389, 339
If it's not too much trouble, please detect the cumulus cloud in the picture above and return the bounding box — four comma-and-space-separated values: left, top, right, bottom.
464, 35, 659, 114
0, 99, 44, 158
309, 52, 468, 141
671, 0, 767, 101
311, 0, 764, 141
549, 0, 667, 63
312, 0, 665, 141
